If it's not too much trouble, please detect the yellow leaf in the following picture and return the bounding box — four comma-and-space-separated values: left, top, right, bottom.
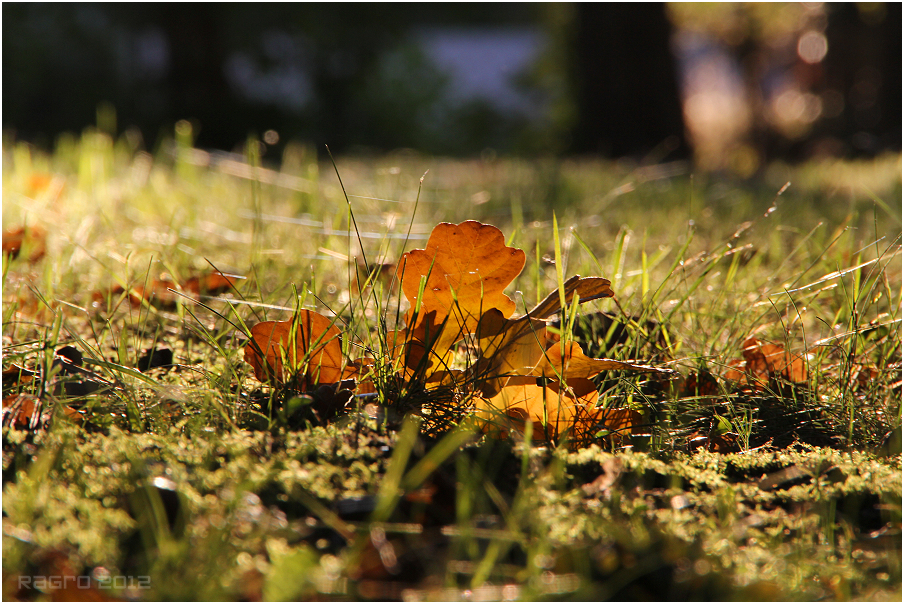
478, 376, 599, 441
476, 376, 642, 444
474, 308, 551, 395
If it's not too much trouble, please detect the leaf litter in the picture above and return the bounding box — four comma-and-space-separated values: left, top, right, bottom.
242, 220, 669, 445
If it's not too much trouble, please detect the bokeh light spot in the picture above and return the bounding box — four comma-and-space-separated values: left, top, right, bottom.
797, 31, 828, 64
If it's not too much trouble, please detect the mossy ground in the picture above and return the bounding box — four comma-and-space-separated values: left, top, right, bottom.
3, 420, 901, 600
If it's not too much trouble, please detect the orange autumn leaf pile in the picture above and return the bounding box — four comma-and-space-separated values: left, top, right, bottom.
243, 220, 667, 444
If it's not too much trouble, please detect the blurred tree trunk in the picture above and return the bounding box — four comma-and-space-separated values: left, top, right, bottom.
569, 3, 689, 159
157, 4, 235, 146
822, 2, 902, 154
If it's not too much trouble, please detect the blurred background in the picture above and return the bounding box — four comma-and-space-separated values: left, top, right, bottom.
3, 2, 900, 174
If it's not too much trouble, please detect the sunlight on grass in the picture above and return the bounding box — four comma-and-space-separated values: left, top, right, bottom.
2, 128, 901, 601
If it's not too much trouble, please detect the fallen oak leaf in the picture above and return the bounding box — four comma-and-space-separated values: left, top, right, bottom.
754, 339, 808, 383
474, 307, 552, 394
477, 375, 641, 444
182, 270, 241, 296
392, 220, 615, 385
597, 407, 643, 439
524, 275, 614, 320
477, 375, 599, 441
398, 220, 525, 336
725, 337, 808, 387
244, 310, 345, 388
424, 368, 465, 389
386, 311, 459, 378
473, 276, 615, 395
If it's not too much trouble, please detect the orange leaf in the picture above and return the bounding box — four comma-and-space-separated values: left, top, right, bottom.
398, 221, 525, 335
2, 224, 46, 263
723, 359, 747, 384
756, 340, 808, 383
385, 312, 458, 378
729, 337, 808, 386
476, 373, 642, 444
244, 310, 344, 387
472, 276, 615, 393
182, 271, 240, 296
598, 407, 642, 437
393, 221, 614, 386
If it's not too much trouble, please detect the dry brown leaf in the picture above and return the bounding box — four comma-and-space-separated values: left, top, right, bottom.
391, 222, 615, 387
723, 359, 747, 384
385, 312, 459, 378
93, 271, 242, 310
524, 275, 614, 320
599, 407, 643, 437
2, 394, 82, 430
473, 276, 614, 392
725, 337, 808, 387
756, 340, 808, 383
182, 271, 239, 296
244, 311, 344, 387
474, 308, 551, 394
424, 369, 466, 392
478, 376, 597, 440
531, 341, 666, 380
